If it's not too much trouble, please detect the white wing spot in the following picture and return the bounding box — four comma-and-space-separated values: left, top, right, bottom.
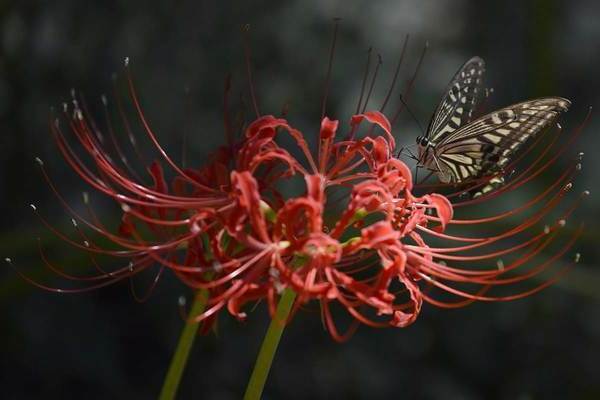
484, 134, 502, 144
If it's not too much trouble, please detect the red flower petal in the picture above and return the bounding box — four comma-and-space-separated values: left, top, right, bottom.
230, 171, 270, 242
424, 193, 454, 231
351, 111, 395, 149
245, 115, 289, 139
360, 221, 400, 248
320, 117, 339, 140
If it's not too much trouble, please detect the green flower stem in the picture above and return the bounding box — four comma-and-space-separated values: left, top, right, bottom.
243, 288, 297, 400
159, 289, 209, 400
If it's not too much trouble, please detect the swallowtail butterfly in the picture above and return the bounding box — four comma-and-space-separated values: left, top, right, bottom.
416, 56, 570, 193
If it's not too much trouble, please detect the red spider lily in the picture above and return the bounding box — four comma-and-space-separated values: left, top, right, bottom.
10, 38, 586, 341
185, 109, 585, 341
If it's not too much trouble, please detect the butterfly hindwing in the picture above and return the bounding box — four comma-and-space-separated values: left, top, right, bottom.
427, 56, 486, 142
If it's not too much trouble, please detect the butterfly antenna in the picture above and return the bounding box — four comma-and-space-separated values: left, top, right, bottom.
399, 94, 426, 136
391, 41, 428, 126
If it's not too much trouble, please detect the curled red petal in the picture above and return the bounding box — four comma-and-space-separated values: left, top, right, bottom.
302, 233, 342, 265
245, 115, 289, 139
351, 111, 395, 149
275, 197, 322, 242
390, 277, 422, 327
424, 193, 454, 231
378, 158, 413, 195
360, 221, 400, 248
230, 171, 270, 242
320, 117, 339, 140
372, 136, 390, 165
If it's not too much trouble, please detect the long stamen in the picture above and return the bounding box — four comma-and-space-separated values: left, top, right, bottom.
321, 18, 340, 121
242, 24, 260, 118
379, 34, 409, 112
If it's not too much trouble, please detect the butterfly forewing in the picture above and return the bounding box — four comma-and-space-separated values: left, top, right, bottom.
426, 56, 486, 141
435, 97, 571, 182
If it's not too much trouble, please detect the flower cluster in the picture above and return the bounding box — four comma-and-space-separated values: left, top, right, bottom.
15, 59, 586, 342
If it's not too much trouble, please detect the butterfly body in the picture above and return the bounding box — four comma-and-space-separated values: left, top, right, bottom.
417, 57, 570, 186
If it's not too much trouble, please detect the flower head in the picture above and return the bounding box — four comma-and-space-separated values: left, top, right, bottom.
12, 39, 587, 342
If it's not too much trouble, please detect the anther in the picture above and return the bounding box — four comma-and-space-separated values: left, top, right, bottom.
121, 203, 131, 213
5, 257, 12, 264
583, 190, 590, 196
212, 261, 224, 273
83, 240, 90, 247
497, 259, 505, 271
544, 225, 550, 234
124, 57, 130, 67
178, 296, 186, 307
82, 192, 89, 204
71, 218, 78, 227
128, 262, 134, 272
574, 253, 581, 263
30, 204, 37, 211
558, 219, 566, 227
563, 183, 573, 192
101, 94, 108, 106
35, 157, 44, 166
269, 267, 280, 279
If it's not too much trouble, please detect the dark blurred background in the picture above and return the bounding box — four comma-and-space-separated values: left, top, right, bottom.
1, 1, 599, 399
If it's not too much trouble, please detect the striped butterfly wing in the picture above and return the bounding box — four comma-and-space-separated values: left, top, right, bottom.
433, 97, 571, 183
426, 56, 486, 142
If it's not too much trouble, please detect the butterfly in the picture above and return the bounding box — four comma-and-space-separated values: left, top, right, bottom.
416, 56, 570, 192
